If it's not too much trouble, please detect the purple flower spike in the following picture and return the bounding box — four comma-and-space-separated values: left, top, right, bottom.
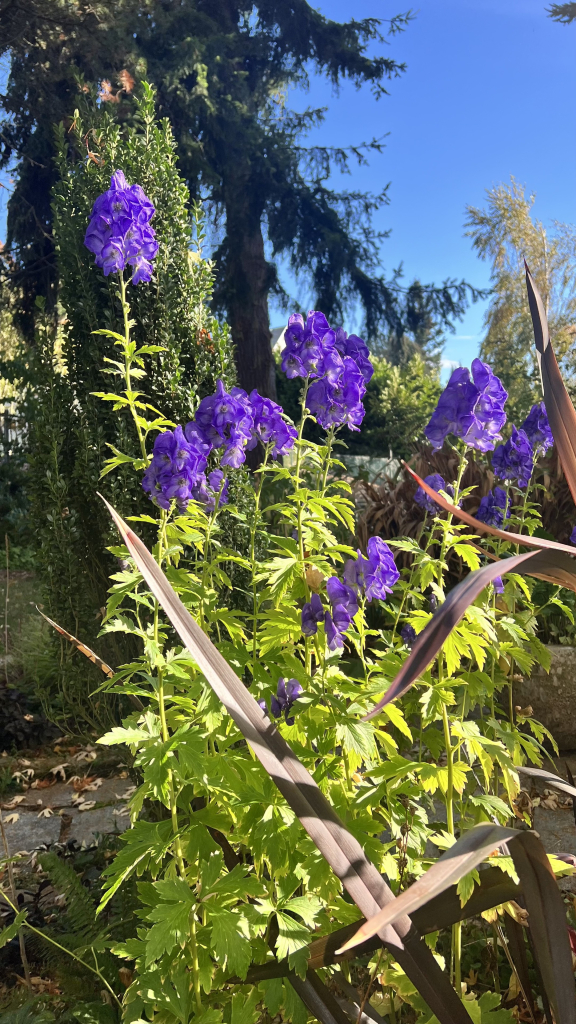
192, 469, 229, 511
248, 390, 297, 458
492, 427, 534, 489
84, 170, 158, 284
192, 381, 254, 468
521, 402, 554, 454
324, 610, 345, 651
570, 526, 576, 546
325, 577, 359, 617
400, 623, 416, 647
279, 312, 372, 432
301, 593, 325, 636
475, 486, 510, 528
343, 537, 399, 603
425, 360, 507, 453
271, 678, 303, 724
142, 425, 209, 511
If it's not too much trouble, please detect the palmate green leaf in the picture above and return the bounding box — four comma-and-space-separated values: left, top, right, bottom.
257, 555, 298, 602
145, 897, 192, 965
231, 988, 260, 1024
98, 723, 159, 746
99, 820, 175, 911
456, 868, 480, 907
257, 608, 301, 655
453, 543, 481, 570
210, 906, 252, 978
335, 719, 377, 762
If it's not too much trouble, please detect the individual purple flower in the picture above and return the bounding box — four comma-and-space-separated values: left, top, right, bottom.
325, 577, 359, 618
191, 381, 254, 468
493, 576, 504, 595
247, 390, 297, 458
280, 311, 334, 380
271, 678, 303, 724
462, 359, 508, 452
492, 427, 534, 489
333, 328, 374, 384
520, 402, 554, 454
429, 594, 438, 614
192, 469, 229, 511
324, 610, 345, 651
307, 357, 366, 432
84, 170, 158, 284
344, 537, 399, 603
400, 623, 417, 647
475, 486, 510, 528
301, 593, 325, 636
414, 474, 455, 513
570, 526, 576, 546
425, 360, 507, 453
257, 698, 269, 715
142, 425, 208, 510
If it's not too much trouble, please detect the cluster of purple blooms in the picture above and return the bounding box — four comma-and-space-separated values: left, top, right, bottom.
281, 313, 373, 431
84, 170, 159, 285
259, 678, 303, 726
301, 537, 399, 651
475, 486, 510, 528
425, 359, 508, 454
143, 382, 297, 511
423, 353, 556, 502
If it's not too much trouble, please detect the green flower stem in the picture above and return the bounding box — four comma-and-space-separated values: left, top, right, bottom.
437, 446, 468, 992
118, 272, 148, 465
190, 912, 203, 1011
250, 446, 271, 677
199, 477, 227, 632
0, 888, 121, 1007
155, 510, 186, 878
319, 424, 336, 495
294, 379, 312, 674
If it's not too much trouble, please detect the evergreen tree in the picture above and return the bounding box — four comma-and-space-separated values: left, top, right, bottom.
465, 177, 576, 424
547, 3, 576, 22
0, 0, 480, 398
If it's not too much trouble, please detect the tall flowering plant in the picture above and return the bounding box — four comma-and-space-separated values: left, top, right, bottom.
72, 172, 573, 1022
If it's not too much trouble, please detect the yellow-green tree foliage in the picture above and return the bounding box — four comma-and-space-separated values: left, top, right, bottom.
465, 177, 576, 424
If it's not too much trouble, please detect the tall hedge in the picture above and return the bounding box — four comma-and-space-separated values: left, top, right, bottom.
27, 84, 236, 729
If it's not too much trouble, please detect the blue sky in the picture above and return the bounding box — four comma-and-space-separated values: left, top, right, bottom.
0, 4, 574, 376
269, 0, 576, 373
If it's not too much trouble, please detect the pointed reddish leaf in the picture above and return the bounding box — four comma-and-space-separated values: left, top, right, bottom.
364, 552, 538, 719
335, 824, 517, 953
517, 764, 576, 799
404, 464, 576, 559
525, 262, 576, 506
509, 831, 576, 1024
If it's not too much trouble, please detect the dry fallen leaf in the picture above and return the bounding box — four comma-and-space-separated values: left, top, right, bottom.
2, 795, 25, 809
4, 813, 19, 824
77, 801, 96, 812
50, 763, 69, 781
37, 808, 54, 819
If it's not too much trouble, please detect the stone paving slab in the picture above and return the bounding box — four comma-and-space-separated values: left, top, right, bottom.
1, 777, 133, 853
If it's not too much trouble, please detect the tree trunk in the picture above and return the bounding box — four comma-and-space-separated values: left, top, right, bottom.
223, 173, 277, 402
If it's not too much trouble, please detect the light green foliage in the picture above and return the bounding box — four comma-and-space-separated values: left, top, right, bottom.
78, 348, 558, 1021
466, 177, 576, 423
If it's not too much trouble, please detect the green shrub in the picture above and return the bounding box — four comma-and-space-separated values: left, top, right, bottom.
25, 84, 236, 729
